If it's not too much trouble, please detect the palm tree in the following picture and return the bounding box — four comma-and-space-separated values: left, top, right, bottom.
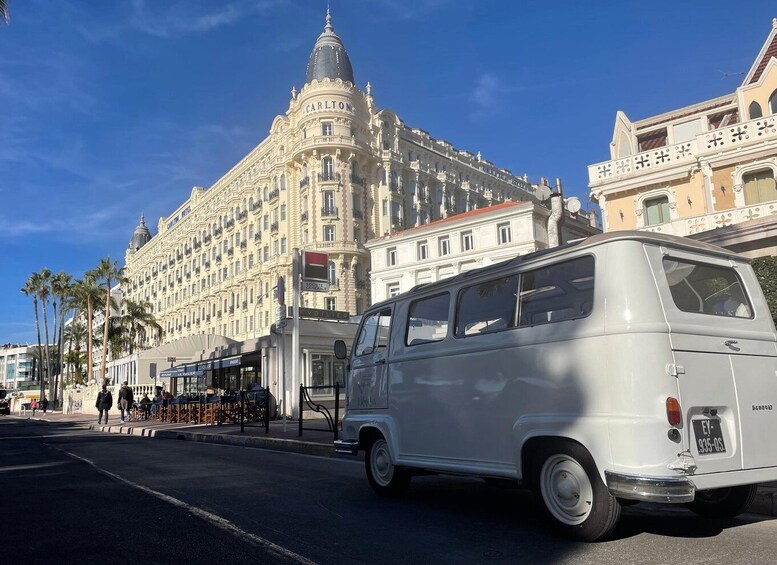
38, 268, 53, 394
63, 319, 86, 386
121, 298, 162, 354
51, 271, 74, 403
1, 0, 9, 25
95, 258, 123, 381
73, 272, 102, 384
21, 273, 45, 396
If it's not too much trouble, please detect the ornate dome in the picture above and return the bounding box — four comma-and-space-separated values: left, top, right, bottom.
305, 10, 354, 85
128, 214, 151, 252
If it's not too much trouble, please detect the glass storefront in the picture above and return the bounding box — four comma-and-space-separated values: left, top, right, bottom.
308, 353, 345, 396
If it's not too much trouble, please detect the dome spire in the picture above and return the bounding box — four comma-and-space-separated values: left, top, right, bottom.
305, 6, 355, 84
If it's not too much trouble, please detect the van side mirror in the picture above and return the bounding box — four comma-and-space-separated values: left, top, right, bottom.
334, 339, 347, 360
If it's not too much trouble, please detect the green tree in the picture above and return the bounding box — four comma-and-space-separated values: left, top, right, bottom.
1, 0, 9, 25
752, 256, 777, 324
51, 271, 74, 402
38, 268, 53, 395
72, 272, 102, 384
95, 258, 123, 381
21, 273, 45, 395
121, 298, 162, 354
63, 319, 86, 386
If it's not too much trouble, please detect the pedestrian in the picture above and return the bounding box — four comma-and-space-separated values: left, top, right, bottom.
118, 381, 134, 423
95, 384, 113, 424
40, 396, 49, 414
31, 398, 39, 416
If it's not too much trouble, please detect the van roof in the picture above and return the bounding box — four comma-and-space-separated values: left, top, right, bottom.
368, 231, 746, 310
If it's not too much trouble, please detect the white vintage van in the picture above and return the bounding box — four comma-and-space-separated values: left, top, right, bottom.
334, 231, 777, 541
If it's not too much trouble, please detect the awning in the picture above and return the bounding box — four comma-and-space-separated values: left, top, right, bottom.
218, 355, 241, 369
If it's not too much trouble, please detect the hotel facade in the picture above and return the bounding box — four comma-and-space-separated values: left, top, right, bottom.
588, 18, 777, 258
122, 12, 556, 347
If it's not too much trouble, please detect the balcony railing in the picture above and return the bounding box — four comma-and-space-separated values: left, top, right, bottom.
270, 222, 279, 233
640, 199, 777, 237
589, 115, 777, 186
318, 172, 341, 183
268, 188, 280, 201
351, 174, 366, 187
301, 211, 309, 223
352, 209, 363, 220
321, 206, 338, 218
299, 177, 310, 189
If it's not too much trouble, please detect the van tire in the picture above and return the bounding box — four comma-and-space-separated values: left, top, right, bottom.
531, 441, 621, 542
365, 437, 411, 497
686, 485, 757, 519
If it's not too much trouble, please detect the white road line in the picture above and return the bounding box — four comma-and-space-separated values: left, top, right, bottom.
59, 448, 318, 565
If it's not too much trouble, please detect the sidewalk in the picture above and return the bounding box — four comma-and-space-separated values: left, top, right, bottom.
16, 411, 777, 517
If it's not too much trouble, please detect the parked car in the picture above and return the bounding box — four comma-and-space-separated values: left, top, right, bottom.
0, 389, 9, 415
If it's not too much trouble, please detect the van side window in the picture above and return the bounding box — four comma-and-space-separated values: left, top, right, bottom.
518, 256, 595, 326
663, 258, 753, 318
406, 293, 450, 346
355, 308, 392, 356
455, 275, 519, 336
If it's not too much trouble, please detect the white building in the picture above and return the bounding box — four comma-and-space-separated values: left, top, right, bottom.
0, 344, 36, 389
367, 199, 600, 303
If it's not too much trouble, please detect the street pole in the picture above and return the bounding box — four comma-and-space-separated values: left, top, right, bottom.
292, 248, 300, 421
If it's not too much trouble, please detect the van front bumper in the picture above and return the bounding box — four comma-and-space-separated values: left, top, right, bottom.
334, 439, 359, 455
605, 471, 695, 503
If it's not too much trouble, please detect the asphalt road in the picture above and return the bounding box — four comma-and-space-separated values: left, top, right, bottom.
2, 418, 777, 564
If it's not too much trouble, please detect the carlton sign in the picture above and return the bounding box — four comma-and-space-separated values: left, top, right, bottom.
304, 97, 355, 115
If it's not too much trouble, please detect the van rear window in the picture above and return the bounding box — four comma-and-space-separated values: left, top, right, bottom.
663, 258, 753, 318
407, 293, 450, 346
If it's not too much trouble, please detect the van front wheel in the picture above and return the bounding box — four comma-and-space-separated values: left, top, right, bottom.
686, 485, 757, 519
365, 437, 411, 497
532, 441, 621, 542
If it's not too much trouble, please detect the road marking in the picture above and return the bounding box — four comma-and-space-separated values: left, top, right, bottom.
59, 448, 318, 565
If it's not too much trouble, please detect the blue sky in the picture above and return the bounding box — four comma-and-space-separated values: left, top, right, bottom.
2, 0, 776, 344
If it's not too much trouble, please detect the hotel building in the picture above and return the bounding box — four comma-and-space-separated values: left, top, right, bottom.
122, 11, 557, 347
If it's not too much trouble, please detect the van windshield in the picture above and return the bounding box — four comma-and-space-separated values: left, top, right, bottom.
663, 258, 753, 318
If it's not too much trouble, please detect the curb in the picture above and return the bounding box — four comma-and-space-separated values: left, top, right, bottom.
87, 423, 342, 458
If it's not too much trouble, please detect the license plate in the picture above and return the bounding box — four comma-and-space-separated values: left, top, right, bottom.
693, 418, 726, 455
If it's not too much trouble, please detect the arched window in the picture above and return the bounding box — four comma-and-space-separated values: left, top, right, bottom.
322, 157, 334, 180
302, 163, 308, 179
273, 176, 278, 190
643, 196, 670, 226
743, 169, 777, 205
248, 197, 254, 211
770, 89, 777, 115
749, 101, 763, 120
263, 187, 269, 201
328, 261, 337, 285
280, 174, 286, 191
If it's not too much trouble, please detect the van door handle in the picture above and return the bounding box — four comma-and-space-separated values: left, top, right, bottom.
723, 339, 739, 350
376, 358, 386, 365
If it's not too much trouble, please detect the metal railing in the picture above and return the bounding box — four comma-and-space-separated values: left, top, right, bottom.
298, 383, 340, 441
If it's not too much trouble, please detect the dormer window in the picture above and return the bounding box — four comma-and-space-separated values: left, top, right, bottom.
749, 101, 763, 120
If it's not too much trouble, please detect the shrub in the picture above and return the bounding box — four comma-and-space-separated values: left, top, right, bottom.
752, 256, 777, 324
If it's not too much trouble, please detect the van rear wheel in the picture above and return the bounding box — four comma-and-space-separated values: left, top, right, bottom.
686, 485, 757, 519
365, 437, 411, 497
532, 441, 621, 542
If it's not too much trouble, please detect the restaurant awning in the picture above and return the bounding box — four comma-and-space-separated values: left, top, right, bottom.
161, 354, 242, 377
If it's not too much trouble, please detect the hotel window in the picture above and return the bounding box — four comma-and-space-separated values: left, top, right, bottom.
328, 261, 338, 285
324, 225, 335, 241
322, 122, 333, 136
387, 247, 397, 266
263, 246, 269, 262
461, 230, 474, 251
280, 174, 287, 191
417, 240, 429, 260
280, 204, 286, 221
382, 199, 388, 216
439, 237, 451, 256
643, 196, 670, 225
771, 90, 777, 114
273, 240, 279, 256
743, 170, 777, 205
497, 222, 512, 244
323, 191, 335, 214
281, 237, 287, 254
325, 297, 336, 311
322, 156, 334, 180
387, 282, 400, 297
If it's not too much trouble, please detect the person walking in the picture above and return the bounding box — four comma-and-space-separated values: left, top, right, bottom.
95, 384, 113, 424
118, 381, 134, 423
39, 396, 49, 414
31, 399, 39, 416
139, 393, 152, 420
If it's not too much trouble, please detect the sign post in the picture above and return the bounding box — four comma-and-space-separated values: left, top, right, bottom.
292, 249, 300, 422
